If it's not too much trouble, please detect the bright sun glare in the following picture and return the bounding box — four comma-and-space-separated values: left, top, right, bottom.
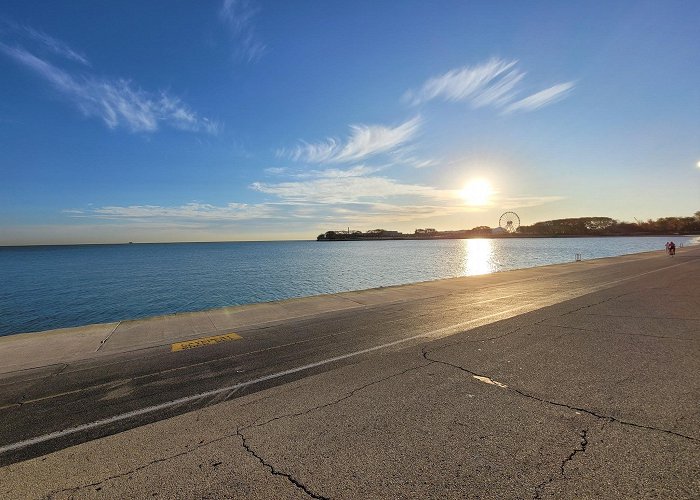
460, 179, 493, 206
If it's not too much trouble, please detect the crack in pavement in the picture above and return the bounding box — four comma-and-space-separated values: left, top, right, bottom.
533, 429, 589, 499
235, 361, 434, 499
546, 324, 697, 341
236, 427, 328, 500
43, 423, 325, 500
421, 350, 697, 442
561, 430, 588, 479
44, 433, 237, 498
559, 292, 633, 315
583, 313, 700, 321
246, 361, 433, 431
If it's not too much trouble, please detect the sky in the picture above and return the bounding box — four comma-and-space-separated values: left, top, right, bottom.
1, 0, 698, 245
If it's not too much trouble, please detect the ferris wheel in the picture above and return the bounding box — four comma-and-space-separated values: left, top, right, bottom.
499, 211, 520, 233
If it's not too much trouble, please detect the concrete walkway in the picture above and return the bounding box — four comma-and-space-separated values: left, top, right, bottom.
0, 247, 698, 499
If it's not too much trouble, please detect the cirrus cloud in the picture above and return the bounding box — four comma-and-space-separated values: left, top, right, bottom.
405, 58, 574, 114
66, 202, 276, 222
278, 116, 422, 164
0, 40, 220, 134
219, 0, 266, 62
251, 175, 456, 204
502, 82, 575, 113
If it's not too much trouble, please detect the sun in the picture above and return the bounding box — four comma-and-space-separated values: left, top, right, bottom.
460, 179, 493, 206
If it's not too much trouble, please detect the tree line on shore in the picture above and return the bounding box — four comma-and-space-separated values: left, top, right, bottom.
317, 212, 700, 241
518, 213, 700, 235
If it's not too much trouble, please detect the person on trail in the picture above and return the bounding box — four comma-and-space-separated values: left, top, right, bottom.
669, 241, 676, 256
665, 241, 670, 254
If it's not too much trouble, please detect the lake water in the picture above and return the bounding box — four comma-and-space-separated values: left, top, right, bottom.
0, 236, 696, 336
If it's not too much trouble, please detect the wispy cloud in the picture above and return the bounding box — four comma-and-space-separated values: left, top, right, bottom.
323, 202, 470, 224
0, 20, 90, 65
306, 165, 382, 178
388, 147, 438, 169
405, 59, 521, 107
279, 116, 422, 164
251, 174, 455, 204
500, 195, 565, 209
265, 165, 383, 179
264, 167, 288, 175
67, 202, 276, 221
219, 0, 266, 62
0, 43, 220, 134
502, 83, 575, 113
21, 25, 90, 66
405, 58, 574, 113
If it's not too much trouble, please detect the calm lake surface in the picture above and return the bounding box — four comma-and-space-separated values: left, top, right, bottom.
0, 236, 696, 336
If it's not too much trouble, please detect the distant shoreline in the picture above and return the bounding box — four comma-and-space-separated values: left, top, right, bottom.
318, 214, 700, 241
317, 233, 700, 242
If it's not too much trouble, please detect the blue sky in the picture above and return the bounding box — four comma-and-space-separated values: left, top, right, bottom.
1, 0, 698, 244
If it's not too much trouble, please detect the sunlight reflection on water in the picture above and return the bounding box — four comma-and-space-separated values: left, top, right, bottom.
463, 239, 497, 276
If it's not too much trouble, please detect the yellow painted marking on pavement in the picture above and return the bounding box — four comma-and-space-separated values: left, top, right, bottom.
171, 333, 242, 352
